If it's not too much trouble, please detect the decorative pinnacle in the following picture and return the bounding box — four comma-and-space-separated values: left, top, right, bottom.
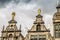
2, 25, 4, 31
12, 12, 15, 20
19, 25, 21, 30
38, 8, 41, 15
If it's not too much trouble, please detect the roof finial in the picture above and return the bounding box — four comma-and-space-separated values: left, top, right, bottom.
12, 12, 15, 20
19, 25, 21, 31
2, 25, 4, 31
38, 8, 41, 15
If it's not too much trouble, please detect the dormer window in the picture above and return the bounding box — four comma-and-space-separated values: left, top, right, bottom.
36, 23, 41, 31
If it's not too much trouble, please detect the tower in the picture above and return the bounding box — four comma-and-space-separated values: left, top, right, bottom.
53, 2, 60, 40
25, 9, 51, 40
1, 12, 24, 40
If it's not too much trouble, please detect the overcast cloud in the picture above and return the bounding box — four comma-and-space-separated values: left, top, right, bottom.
0, 0, 59, 37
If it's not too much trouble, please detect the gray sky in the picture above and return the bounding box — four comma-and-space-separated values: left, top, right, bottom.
0, 0, 59, 37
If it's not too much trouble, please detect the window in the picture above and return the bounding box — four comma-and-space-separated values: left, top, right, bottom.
36, 23, 41, 31
30, 35, 37, 40
55, 24, 60, 31
39, 38, 46, 40
8, 34, 13, 40
9, 28, 14, 31
55, 31, 60, 38
39, 35, 46, 40
30, 35, 46, 40
55, 24, 60, 38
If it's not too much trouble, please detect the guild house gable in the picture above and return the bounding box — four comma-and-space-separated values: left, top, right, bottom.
28, 9, 50, 32
1, 12, 24, 40
25, 9, 51, 40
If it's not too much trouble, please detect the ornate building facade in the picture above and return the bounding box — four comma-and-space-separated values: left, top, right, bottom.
25, 9, 52, 40
53, 3, 60, 40
0, 3, 60, 40
0, 12, 24, 40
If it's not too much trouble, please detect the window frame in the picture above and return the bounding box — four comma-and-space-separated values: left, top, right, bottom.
36, 23, 41, 31
55, 24, 60, 38
30, 35, 46, 40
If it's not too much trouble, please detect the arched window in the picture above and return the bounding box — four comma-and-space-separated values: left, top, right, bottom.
8, 34, 13, 40
9, 34, 12, 37
36, 23, 41, 31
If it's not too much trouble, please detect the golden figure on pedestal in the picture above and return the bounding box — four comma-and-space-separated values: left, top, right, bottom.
12, 12, 15, 20
38, 9, 41, 15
